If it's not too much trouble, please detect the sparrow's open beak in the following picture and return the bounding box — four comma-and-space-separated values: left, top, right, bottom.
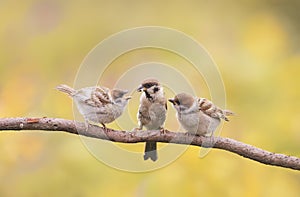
125, 96, 132, 100
168, 98, 175, 104
137, 85, 145, 92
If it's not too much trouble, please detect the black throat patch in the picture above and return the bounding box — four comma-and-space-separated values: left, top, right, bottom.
144, 90, 153, 101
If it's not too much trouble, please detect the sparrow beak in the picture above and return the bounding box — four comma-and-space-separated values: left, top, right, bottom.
168, 98, 175, 104
137, 85, 145, 92
125, 96, 132, 100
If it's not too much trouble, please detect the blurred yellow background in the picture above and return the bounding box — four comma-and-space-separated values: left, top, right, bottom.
1, 0, 300, 196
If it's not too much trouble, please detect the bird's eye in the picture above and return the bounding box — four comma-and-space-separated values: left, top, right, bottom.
143, 82, 159, 89
144, 84, 152, 88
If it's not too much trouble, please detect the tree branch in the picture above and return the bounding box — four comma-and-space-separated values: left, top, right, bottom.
0, 117, 299, 171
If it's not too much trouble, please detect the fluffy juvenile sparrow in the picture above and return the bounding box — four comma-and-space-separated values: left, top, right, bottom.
136, 79, 167, 161
168, 93, 233, 136
56, 84, 131, 128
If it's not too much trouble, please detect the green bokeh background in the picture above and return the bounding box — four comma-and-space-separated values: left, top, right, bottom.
1, 0, 300, 196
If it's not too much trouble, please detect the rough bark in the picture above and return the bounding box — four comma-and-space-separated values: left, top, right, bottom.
0, 117, 299, 171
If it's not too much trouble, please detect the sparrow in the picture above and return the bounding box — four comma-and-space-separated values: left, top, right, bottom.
56, 84, 131, 128
136, 79, 167, 162
168, 93, 234, 136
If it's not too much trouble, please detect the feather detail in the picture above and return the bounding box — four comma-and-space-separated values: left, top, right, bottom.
198, 98, 234, 121
84, 87, 113, 107
94, 87, 112, 103
56, 84, 76, 96
224, 110, 235, 116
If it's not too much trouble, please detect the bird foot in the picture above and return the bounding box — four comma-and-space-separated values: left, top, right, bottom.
84, 120, 90, 132
132, 127, 142, 132
159, 127, 166, 134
